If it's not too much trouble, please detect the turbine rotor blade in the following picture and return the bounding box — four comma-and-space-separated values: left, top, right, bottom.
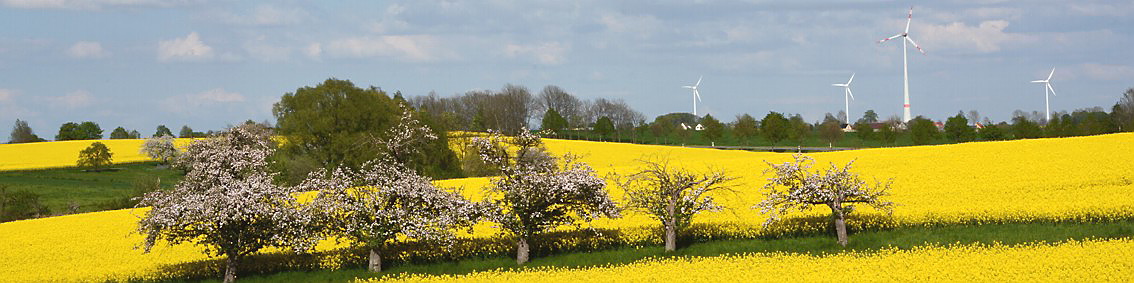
906, 36, 927, 54
1048, 83, 1057, 96
832, 83, 845, 87
847, 88, 855, 100
1030, 80, 1046, 83
878, 33, 903, 44
905, 6, 913, 34
695, 76, 703, 87
695, 90, 702, 102
847, 73, 855, 85
1047, 68, 1055, 81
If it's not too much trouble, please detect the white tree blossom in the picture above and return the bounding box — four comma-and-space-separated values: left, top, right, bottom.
755, 154, 894, 246
301, 108, 484, 272
473, 129, 620, 264
136, 125, 312, 283
139, 134, 179, 165
616, 158, 737, 252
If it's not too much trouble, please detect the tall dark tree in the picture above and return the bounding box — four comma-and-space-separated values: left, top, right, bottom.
1113, 88, 1134, 132
129, 130, 141, 139
760, 112, 789, 148
732, 114, 758, 146
272, 78, 462, 184
818, 113, 843, 146
540, 108, 568, 132
9, 119, 43, 143
593, 116, 615, 139
877, 121, 898, 145
110, 127, 131, 139
908, 116, 939, 145
787, 114, 810, 145
700, 114, 724, 143
1011, 115, 1042, 139
943, 112, 975, 142
861, 110, 879, 124
179, 125, 194, 138
56, 122, 82, 141
978, 122, 1008, 141
153, 125, 174, 138
78, 121, 103, 140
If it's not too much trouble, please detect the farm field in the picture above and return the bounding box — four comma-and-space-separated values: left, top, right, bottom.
0, 162, 182, 214
0, 133, 1132, 282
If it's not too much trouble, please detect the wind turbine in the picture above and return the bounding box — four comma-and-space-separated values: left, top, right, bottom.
1031, 67, 1058, 122
683, 76, 703, 117
832, 73, 856, 125
878, 6, 926, 122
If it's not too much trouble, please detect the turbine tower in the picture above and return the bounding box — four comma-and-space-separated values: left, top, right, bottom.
832, 73, 856, 125
878, 6, 926, 122
1031, 68, 1058, 122
683, 76, 703, 117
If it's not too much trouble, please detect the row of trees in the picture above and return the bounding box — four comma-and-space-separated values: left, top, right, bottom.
544, 87, 1134, 147
7, 120, 214, 144
139, 114, 894, 282
411, 85, 645, 135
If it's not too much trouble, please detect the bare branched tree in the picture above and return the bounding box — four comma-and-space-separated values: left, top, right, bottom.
616, 158, 737, 252
473, 129, 620, 264
755, 154, 894, 246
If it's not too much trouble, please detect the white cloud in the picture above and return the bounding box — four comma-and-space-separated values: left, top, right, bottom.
323, 35, 448, 61
0, 88, 15, 102
66, 41, 109, 58
157, 32, 213, 61
162, 88, 245, 114
1, 0, 184, 10
1074, 63, 1134, 81
504, 42, 567, 65
188, 88, 245, 104
919, 20, 1034, 53
304, 43, 322, 58
213, 4, 309, 26
50, 90, 94, 109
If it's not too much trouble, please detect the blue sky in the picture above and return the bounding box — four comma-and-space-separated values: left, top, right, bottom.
2, 0, 1132, 139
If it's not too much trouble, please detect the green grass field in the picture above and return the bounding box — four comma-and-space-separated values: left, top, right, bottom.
0, 162, 182, 214
170, 219, 1134, 283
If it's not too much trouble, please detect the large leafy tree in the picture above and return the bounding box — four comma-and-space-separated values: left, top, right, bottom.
943, 112, 975, 142
732, 114, 758, 145
909, 116, 939, 145
473, 129, 620, 264
140, 135, 179, 166
77, 142, 113, 171
301, 110, 483, 272
616, 158, 735, 252
153, 125, 174, 138
109, 127, 131, 139
78, 121, 102, 140
540, 108, 568, 132
136, 125, 312, 283
593, 116, 615, 139
760, 112, 789, 148
700, 114, 724, 143
272, 78, 461, 183
756, 154, 894, 246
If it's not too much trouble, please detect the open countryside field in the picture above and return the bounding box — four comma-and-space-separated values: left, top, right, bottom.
1, 134, 1133, 282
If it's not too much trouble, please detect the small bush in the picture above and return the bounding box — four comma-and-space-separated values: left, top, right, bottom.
0, 186, 51, 222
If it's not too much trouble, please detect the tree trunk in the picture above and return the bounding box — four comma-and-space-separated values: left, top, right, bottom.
664, 197, 677, 252
223, 256, 238, 283
368, 247, 382, 272
832, 205, 848, 247
516, 237, 530, 265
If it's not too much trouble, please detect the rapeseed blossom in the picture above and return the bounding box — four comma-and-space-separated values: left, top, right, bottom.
0, 133, 1132, 282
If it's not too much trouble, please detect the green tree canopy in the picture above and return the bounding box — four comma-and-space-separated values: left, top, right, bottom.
78, 121, 102, 140
1011, 116, 1042, 139
909, 116, 939, 145
153, 125, 174, 138
760, 112, 789, 147
943, 112, 975, 142
179, 125, 194, 138
540, 108, 568, 132
77, 141, 114, 171
732, 114, 758, 145
700, 114, 724, 142
272, 78, 462, 183
110, 127, 131, 139
593, 116, 615, 139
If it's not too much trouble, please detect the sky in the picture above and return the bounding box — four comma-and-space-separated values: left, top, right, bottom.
1, 0, 1133, 139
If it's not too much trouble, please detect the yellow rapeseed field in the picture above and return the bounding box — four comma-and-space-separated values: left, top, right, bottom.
0, 133, 1132, 282
369, 238, 1134, 282
0, 139, 195, 171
